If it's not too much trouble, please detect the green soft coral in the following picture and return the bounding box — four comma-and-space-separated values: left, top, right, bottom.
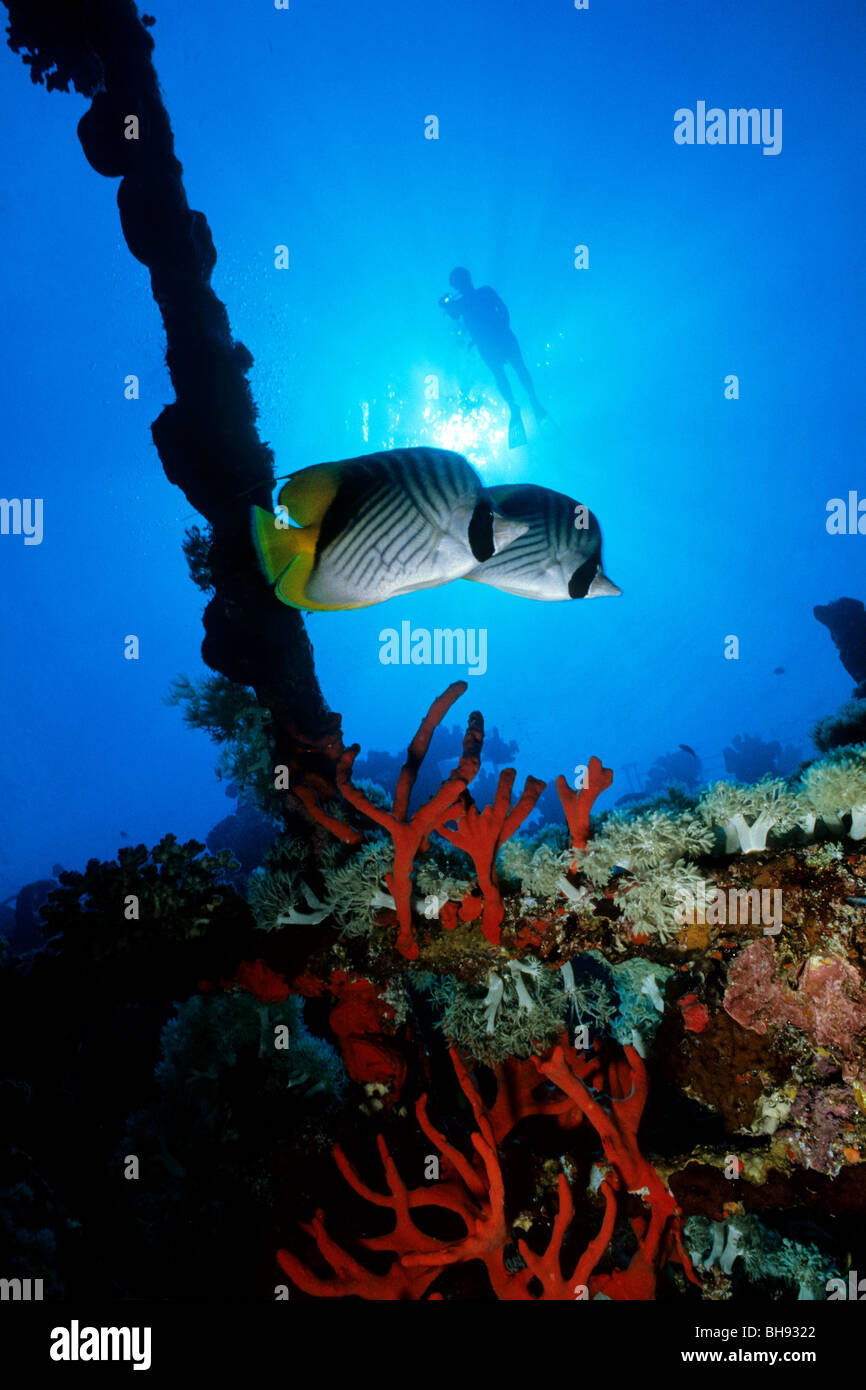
435, 958, 570, 1063
165, 674, 281, 816
247, 836, 330, 930
157, 991, 346, 1109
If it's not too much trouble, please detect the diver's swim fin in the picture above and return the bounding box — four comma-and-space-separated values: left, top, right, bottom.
508, 416, 527, 450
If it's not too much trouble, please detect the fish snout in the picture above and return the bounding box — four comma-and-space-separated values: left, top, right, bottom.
490, 515, 529, 553
586, 567, 621, 598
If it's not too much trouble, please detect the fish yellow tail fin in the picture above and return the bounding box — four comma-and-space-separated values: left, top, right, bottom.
251, 505, 308, 584
251, 505, 324, 609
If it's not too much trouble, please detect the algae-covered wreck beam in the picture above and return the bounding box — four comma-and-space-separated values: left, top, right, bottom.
3, 0, 340, 777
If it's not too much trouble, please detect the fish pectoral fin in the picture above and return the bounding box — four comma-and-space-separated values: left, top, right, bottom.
277, 464, 342, 526
587, 568, 621, 598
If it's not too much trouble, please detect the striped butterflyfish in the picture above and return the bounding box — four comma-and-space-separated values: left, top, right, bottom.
251, 447, 528, 611
464, 483, 620, 601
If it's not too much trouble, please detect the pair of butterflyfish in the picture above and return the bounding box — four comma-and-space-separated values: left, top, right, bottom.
250, 446, 620, 611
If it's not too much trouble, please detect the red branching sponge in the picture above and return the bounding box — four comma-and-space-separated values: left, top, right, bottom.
277, 1042, 698, 1301
277, 1047, 599, 1300
462, 1041, 590, 1143
294, 778, 363, 846
326, 971, 407, 1098
536, 1042, 699, 1298
276, 1049, 502, 1300
294, 687, 612, 955
296, 681, 482, 959
556, 755, 614, 854
436, 768, 546, 945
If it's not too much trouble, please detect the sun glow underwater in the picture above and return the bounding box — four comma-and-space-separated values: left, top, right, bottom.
360, 385, 513, 476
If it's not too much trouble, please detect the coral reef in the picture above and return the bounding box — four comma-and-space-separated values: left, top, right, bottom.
267, 721, 866, 1301
294, 681, 606, 958
685, 1213, 840, 1299
277, 1042, 697, 1300
5, 679, 866, 1304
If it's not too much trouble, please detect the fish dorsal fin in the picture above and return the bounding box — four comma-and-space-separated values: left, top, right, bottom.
277, 464, 343, 526
485, 484, 527, 509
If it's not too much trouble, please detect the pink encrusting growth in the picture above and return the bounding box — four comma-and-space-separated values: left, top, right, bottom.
277, 1040, 698, 1301
723, 938, 866, 1054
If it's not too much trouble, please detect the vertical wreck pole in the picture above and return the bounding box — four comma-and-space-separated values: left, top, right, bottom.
3, 0, 341, 783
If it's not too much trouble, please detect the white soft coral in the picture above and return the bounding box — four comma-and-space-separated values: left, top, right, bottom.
799, 747, 866, 840
698, 779, 803, 853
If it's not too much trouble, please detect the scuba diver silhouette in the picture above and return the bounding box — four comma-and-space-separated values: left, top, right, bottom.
439, 267, 547, 449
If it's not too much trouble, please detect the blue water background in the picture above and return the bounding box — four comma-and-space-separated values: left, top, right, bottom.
1, 0, 863, 895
